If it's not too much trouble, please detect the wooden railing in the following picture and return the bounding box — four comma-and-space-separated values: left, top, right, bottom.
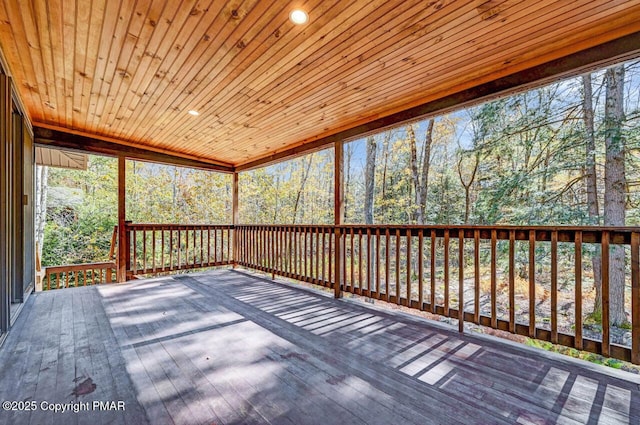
43, 261, 116, 290
125, 223, 233, 276
38, 222, 640, 364
235, 224, 640, 364
236, 225, 335, 288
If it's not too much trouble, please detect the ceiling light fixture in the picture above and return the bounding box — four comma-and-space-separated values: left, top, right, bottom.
188, 110, 200, 116
289, 9, 308, 25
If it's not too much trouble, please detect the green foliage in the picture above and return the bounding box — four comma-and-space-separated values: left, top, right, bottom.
526, 337, 631, 371
42, 156, 117, 266
239, 151, 334, 224
41, 157, 232, 266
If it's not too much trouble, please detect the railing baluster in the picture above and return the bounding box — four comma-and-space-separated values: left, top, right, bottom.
186, 227, 191, 267
406, 229, 412, 307
491, 229, 497, 329
459, 230, 464, 333
133, 230, 138, 275
293, 227, 298, 276
358, 229, 363, 294
632, 231, 640, 364
141, 230, 147, 273
342, 228, 347, 291
227, 227, 231, 263
376, 228, 381, 300
418, 229, 424, 310
216, 227, 220, 264
430, 229, 436, 314
350, 228, 355, 291
278, 227, 282, 275
271, 226, 275, 278
322, 228, 326, 284
509, 229, 516, 333
328, 227, 333, 286
551, 230, 558, 344
200, 226, 204, 267
316, 227, 320, 284
169, 229, 174, 271
366, 228, 372, 297
176, 227, 182, 270
206, 227, 210, 266
444, 229, 450, 315
602, 230, 610, 357
474, 229, 480, 324
385, 228, 390, 302
334, 227, 342, 298
529, 230, 536, 338
161, 229, 165, 271
304, 227, 309, 278
152, 229, 156, 273
575, 231, 583, 350
285, 227, 289, 276
395, 229, 401, 305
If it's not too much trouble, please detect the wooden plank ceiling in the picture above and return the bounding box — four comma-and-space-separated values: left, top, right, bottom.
1, 0, 640, 169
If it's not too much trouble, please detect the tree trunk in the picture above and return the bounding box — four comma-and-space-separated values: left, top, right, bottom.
457, 152, 479, 224
381, 137, 389, 221
603, 65, 627, 326
35, 165, 49, 261
344, 144, 353, 222
419, 120, 434, 224
408, 120, 434, 225
582, 74, 603, 314
364, 136, 376, 224
292, 154, 314, 224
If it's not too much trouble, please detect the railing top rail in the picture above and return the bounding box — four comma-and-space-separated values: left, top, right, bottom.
234, 223, 640, 232
126, 223, 234, 230
233, 224, 640, 244
44, 261, 116, 273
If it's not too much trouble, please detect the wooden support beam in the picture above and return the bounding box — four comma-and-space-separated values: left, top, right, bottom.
33, 126, 234, 173
236, 31, 640, 172
232, 172, 239, 267
334, 141, 344, 299
117, 156, 127, 282
334, 141, 344, 225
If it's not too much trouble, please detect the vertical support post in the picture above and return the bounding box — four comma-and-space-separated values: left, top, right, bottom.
117, 156, 127, 282
334, 141, 344, 298
232, 171, 239, 267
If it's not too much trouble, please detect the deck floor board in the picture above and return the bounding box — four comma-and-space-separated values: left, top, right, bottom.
0, 269, 639, 424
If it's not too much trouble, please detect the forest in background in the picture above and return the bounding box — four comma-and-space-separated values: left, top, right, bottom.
38, 59, 640, 326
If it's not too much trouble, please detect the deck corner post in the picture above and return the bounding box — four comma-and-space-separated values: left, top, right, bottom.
117, 155, 127, 283
232, 171, 239, 268
334, 140, 344, 299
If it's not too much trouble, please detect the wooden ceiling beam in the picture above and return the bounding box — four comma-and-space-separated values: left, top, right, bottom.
33, 126, 234, 173
236, 30, 640, 172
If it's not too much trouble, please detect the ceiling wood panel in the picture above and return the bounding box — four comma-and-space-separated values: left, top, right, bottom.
247, 2, 640, 152
1, 0, 640, 168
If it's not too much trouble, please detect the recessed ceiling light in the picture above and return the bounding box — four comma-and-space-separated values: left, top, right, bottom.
188, 110, 200, 116
289, 9, 308, 25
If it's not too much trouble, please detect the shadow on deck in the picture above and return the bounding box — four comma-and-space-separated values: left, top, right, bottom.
0, 269, 639, 424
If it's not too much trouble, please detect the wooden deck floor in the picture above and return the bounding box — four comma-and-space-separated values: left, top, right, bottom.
1, 269, 639, 425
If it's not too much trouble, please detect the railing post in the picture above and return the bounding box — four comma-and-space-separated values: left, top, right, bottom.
334, 140, 344, 299
116, 155, 127, 283
232, 171, 239, 267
